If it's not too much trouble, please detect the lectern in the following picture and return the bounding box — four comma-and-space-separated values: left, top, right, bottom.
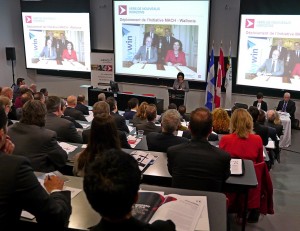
168, 88, 187, 108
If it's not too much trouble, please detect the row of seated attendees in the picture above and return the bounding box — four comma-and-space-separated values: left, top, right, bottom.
2, 79, 294, 227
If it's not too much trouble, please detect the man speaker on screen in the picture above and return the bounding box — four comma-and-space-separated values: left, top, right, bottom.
133, 36, 158, 64
257, 49, 284, 77
39, 39, 57, 60
173, 72, 189, 92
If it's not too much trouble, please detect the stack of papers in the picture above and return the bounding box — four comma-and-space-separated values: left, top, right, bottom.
127, 135, 142, 148
58, 142, 78, 154
130, 150, 158, 171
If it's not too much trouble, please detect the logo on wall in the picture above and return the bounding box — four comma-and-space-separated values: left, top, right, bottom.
119, 5, 127, 15
245, 19, 255, 28
25, 16, 32, 23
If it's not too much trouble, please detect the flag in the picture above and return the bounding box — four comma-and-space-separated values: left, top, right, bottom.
225, 45, 232, 109
214, 47, 224, 108
205, 47, 215, 111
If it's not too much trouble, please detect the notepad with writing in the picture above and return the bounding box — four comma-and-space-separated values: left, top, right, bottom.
230, 158, 244, 176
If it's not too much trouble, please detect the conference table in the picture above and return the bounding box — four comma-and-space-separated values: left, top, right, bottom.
22, 174, 227, 231
65, 143, 257, 231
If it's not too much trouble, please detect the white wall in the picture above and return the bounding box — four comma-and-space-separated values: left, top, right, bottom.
1, 0, 299, 118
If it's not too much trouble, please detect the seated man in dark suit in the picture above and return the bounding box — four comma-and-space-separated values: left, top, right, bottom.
0, 107, 71, 230
136, 104, 161, 135
82, 101, 131, 149
253, 92, 268, 112
64, 95, 87, 121
106, 96, 129, 134
123, 97, 139, 120
75, 95, 89, 115
276, 92, 296, 120
8, 100, 68, 173
147, 109, 189, 152
84, 149, 175, 231
45, 96, 83, 143
60, 98, 83, 129
167, 107, 231, 192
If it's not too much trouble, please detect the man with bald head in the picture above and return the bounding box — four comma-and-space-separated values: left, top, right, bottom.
276, 92, 296, 120
64, 95, 87, 121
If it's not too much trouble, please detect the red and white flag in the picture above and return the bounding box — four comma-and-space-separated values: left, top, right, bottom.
214, 47, 225, 108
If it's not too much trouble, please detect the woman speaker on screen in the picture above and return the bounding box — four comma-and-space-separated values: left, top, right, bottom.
173, 72, 189, 92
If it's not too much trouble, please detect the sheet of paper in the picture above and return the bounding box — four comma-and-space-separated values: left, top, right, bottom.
58, 142, 77, 154
195, 196, 210, 231
230, 159, 243, 175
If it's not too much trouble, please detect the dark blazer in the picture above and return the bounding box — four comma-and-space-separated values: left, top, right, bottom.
167, 138, 231, 192
61, 115, 83, 128
123, 110, 136, 120
64, 107, 87, 121
146, 132, 189, 152
0, 152, 71, 229
8, 122, 68, 172
75, 103, 89, 115
111, 111, 129, 134
45, 113, 83, 143
276, 100, 296, 119
82, 129, 131, 149
253, 100, 268, 112
136, 121, 161, 135
265, 121, 284, 137
143, 32, 159, 48
253, 122, 269, 146
91, 216, 175, 231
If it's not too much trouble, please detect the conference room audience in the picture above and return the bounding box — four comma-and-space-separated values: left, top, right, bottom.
0, 107, 71, 230
83, 149, 176, 231
158, 103, 177, 123
1, 87, 17, 120
0, 96, 13, 126
248, 106, 269, 146
147, 109, 189, 152
212, 107, 230, 134
133, 36, 158, 64
82, 101, 130, 149
276, 92, 296, 120
219, 108, 264, 163
123, 97, 139, 120
132, 101, 148, 127
167, 107, 231, 192
60, 98, 83, 129
64, 95, 87, 121
13, 77, 25, 102
73, 114, 121, 177
253, 92, 268, 111
15, 91, 34, 120
219, 108, 265, 222
172, 72, 189, 92
257, 109, 277, 142
8, 100, 68, 172
40, 88, 49, 100
33, 91, 45, 103
97, 92, 106, 101
136, 104, 161, 135
106, 96, 130, 133
178, 104, 190, 122
75, 94, 89, 115
165, 40, 187, 66
266, 109, 283, 137
14, 85, 30, 109
45, 96, 83, 143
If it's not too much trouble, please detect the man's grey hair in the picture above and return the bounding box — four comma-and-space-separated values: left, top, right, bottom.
162, 109, 181, 133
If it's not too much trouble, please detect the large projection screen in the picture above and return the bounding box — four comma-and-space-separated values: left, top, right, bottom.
237, 14, 300, 92
113, 0, 210, 82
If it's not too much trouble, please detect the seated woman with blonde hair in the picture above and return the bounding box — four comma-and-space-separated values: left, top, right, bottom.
212, 108, 230, 134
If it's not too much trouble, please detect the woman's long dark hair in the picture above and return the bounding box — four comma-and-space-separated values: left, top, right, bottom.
77, 114, 121, 172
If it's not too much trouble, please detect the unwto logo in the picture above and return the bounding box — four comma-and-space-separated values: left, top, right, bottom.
119, 5, 127, 15
25, 16, 32, 23
245, 19, 255, 28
